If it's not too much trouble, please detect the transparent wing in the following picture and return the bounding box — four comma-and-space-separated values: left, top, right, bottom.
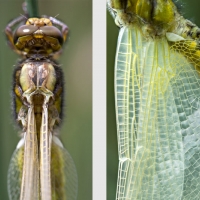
7, 140, 24, 200
115, 26, 200, 199
20, 106, 39, 200
40, 104, 78, 200
169, 40, 200, 199
40, 104, 52, 200
51, 136, 78, 200
8, 106, 39, 200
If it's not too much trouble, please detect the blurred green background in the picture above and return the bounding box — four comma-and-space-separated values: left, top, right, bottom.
107, 0, 200, 199
0, 1, 92, 200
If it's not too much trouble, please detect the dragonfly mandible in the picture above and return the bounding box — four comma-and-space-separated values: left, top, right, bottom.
108, 0, 200, 199
5, 14, 77, 200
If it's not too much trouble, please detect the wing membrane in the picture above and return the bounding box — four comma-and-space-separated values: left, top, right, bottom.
114, 27, 200, 199
40, 104, 52, 200
8, 140, 24, 200
51, 136, 78, 200
20, 106, 39, 200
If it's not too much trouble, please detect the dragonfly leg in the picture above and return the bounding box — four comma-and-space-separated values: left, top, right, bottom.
5, 15, 27, 55
48, 105, 60, 131
48, 16, 68, 42
17, 105, 28, 131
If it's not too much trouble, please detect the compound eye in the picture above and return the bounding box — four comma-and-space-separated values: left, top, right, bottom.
13, 25, 38, 44
40, 26, 63, 44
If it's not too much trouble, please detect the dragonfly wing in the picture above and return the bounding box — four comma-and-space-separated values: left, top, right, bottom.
169, 41, 200, 199
51, 136, 78, 200
7, 139, 24, 200
40, 105, 78, 200
114, 27, 198, 199
40, 104, 52, 200
20, 106, 40, 200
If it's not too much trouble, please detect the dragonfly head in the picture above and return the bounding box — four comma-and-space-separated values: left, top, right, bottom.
13, 18, 65, 55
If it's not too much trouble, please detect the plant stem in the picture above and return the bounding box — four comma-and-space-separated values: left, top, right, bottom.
25, 0, 39, 17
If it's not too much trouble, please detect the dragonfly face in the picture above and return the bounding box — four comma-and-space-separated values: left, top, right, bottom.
13, 18, 65, 54
108, 0, 200, 199
6, 16, 77, 200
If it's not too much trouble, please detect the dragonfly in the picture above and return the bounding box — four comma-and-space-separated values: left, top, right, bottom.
108, 0, 200, 199
5, 12, 78, 200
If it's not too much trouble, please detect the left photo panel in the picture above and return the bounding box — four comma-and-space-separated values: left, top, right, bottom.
0, 1, 92, 200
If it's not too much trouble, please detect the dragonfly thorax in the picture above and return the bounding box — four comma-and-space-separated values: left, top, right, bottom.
14, 60, 63, 133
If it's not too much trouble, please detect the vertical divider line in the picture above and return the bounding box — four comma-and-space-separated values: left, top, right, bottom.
93, 1, 106, 200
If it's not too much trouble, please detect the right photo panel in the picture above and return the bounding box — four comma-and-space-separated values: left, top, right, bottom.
107, 1, 200, 199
